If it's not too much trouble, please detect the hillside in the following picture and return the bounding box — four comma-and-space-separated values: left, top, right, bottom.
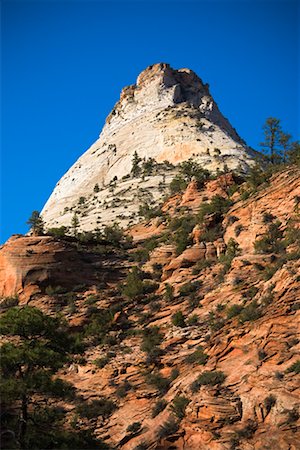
1, 166, 299, 450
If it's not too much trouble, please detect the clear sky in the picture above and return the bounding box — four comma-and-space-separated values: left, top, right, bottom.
1, 0, 299, 242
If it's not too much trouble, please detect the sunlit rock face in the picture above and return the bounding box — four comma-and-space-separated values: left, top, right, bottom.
42, 63, 255, 231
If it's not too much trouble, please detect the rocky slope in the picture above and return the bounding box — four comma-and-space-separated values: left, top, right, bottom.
41, 63, 255, 232
1, 167, 299, 449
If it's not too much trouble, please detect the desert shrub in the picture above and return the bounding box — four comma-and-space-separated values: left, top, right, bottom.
126, 422, 141, 433
45, 285, 67, 295
234, 224, 244, 236
258, 349, 267, 360
76, 398, 116, 419
208, 311, 225, 332
198, 195, 232, 223
246, 164, 271, 188
157, 417, 179, 439
0, 295, 19, 309
142, 280, 159, 294
115, 381, 133, 398
170, 396, 190, 419
227, 215, 239, 225
93, 355, 110, 369
185, 347, 208, 365
134, 442, 149, 450
146, 372, 170, 394
179, 159, 209, 185
164, 283, 174, 302
169, 175, 188, 194
47, 226, 68, 237
103, 223, 125, 246
132, 248, 150, 263
139, 203, 162, 220
286, 360, 300, 374
201, 224, 223, 242
262, 212, 275, 224
286, 408, 299, 423
227, 304, 243, 319
254, 221, 284, 254
122, 266, 144, 299
191, 259, 213, 275
171, 311, 186, 328
141, 326, 164, 353
187, 314, 198, 326
239, 301, 262, 323
179, 281, 200, 296
151, 399, 167, 418
235, 419, 258, 439
190, 370, 226, 392
264, 395, 276, 414
219, 238, 241, 271
168, 214, 197, 255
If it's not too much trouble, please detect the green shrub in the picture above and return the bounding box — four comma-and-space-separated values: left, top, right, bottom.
171, 311, 186, 328
141, 326, 164, 353
190, 370, 226, 392
146, 372, 170, 394
122, 267, 144, 299
45, 285, 67, 295
93, 355, 110, 368
0, 295, 19, 309
126, 422, 141, 433
286, 360, 300, 374
151, 399, 167, 418
157, 417, 179, 439
47, 226, 68, 237
179, 281, 200, 296
254, 221, 284, 254
164, 283, 174, 302
185, 347, 208, 365
116, 381, 133, 398
239, 301, 262, 323
170, 175, 188, 194
76, 398, 116, 419
170, 396, 190, 419
198, 195, 232, 223
227, 304, 243, 319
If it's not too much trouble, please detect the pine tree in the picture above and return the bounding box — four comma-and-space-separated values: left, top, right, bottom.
131, 151, 142, 177
71, 212, 79, 237
27, 211, 44, 235
260, 117, 283, 164
0, 307, 75, 449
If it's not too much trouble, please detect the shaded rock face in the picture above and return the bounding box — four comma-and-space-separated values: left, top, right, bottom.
41, 63, 255, 232
0, 235, 101, 300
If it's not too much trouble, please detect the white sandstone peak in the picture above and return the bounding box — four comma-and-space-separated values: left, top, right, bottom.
42, 63, 255, 232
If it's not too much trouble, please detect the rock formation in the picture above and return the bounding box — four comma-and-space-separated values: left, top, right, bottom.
1, 167, 299, 449
41, 63, 255, 232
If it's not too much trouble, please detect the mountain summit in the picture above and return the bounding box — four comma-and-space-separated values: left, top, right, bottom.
42, 63, 255, 231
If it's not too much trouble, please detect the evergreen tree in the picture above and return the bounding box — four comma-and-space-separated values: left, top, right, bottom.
131, 151, 142, 177
260, 117, 283, 164
287, 141, 300, 166
0, 307, 77, 449
279, 132, 292, 162
26, 211, 44, 235
71, 212, 79, 237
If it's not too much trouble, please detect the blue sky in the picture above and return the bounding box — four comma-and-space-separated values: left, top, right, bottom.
1, 0, 299, 242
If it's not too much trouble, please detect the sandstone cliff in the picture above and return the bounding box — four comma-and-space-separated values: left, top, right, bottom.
41, 63, 255, 232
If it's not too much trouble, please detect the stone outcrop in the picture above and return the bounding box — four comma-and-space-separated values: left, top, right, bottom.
0, 235, 104, 301
41, 63, 255, 232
